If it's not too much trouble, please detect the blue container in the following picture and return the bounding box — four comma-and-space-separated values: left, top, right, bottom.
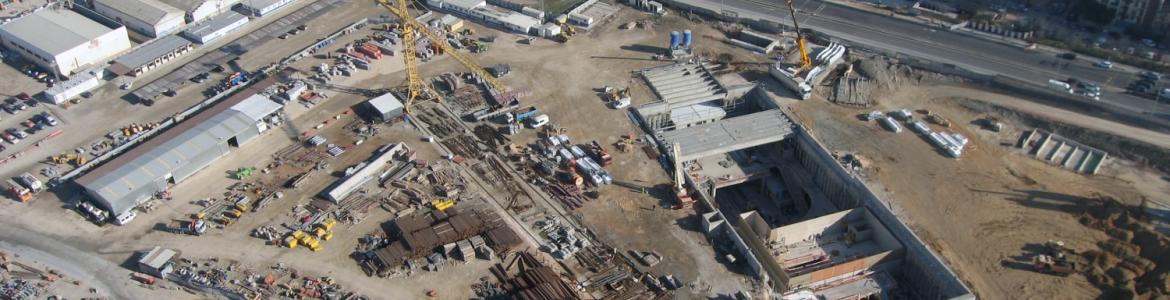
669, 31, 679, 48
683, 30, 692, 47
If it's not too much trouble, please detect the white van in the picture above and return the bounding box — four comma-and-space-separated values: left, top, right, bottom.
114, 211, 137, 226
527, 114, 550, 128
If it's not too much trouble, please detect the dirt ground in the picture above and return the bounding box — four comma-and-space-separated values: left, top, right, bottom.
788, 73, 1170, 299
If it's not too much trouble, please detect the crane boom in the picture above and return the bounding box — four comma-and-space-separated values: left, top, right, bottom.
377, 0, 508, 112
785, 0, 811, 71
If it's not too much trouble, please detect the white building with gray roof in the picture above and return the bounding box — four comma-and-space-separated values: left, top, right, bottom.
0, 9, 131, 75
93, 0, 186, 37
75, 85, 283, 219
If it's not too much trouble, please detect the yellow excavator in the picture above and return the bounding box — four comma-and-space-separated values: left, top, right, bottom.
376, 0, 507, 113
785, 0, 812, 72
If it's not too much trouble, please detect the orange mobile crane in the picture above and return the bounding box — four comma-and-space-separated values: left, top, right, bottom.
785, 0, 812, 72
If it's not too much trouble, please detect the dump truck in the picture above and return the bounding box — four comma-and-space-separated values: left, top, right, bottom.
131, 272, 156, 285
589, 141, 613, 166
1033, 254, 1078, 275
509, 106, 540, 123
166, 219, 209, 236
6, 179, 31, 202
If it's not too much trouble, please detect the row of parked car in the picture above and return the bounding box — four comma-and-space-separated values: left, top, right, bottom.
2, 93, 37, 115
1, 111, 58, 148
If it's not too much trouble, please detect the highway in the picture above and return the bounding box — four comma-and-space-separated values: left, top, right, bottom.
674, 0, 1170, 117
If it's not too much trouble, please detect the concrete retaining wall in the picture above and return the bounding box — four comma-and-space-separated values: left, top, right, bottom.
792, 129, 974, 300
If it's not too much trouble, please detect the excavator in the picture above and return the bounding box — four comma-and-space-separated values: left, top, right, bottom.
784, 0, 812, 73
376, 0, 507, 113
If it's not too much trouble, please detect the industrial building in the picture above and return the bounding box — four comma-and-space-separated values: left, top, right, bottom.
636, 62, 974, 299
182, 12, 249, 44
320, 143, 407, 203
93, 0, 186, 37
43, 69, 105, 104
0, 9, 132, 75
184, 0, 242, 23
240, 0, 296, 16
75, 78, 284, 220
137, 246, 178, 278
428, 0, 542, 34
109, 35, 194, 76
362, 92, 405, 123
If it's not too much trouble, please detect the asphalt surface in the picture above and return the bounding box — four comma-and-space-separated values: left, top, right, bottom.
678, 0, 1170, 116
0, 225, 132, 298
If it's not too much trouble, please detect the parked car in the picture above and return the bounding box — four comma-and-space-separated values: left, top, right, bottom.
39, 112, 57, 126
1095, 60, 1113, 69
0, 131, 17, 144
7, 127, 28, 139
1, 103, 15, 114
1059, 53, 1077, 60
1141, 71, 1162, 81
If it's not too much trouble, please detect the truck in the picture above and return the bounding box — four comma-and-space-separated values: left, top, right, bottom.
511, 106, 540, 122
589, 141, 613, 166
16, 173, 43, 193
1047, 79, 1073, 93
1033, 254, 1078, 275
166, 218, 209, 235
6, 179, 31, 202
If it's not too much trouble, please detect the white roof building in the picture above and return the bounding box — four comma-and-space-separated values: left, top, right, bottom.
0, 9, 131, 75
93, 0, 186, 37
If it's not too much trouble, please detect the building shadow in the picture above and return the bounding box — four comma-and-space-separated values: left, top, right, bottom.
970, 188, 1094, 215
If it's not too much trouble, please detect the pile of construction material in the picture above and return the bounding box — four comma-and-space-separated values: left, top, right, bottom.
490, 252, 581, 300
536, 217, 590, 260
168, 256, 369, 299
361, 207, 521, 277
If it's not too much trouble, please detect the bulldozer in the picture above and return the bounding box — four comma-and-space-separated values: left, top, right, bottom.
50, 153, 87, 167
555, 20, 577, 43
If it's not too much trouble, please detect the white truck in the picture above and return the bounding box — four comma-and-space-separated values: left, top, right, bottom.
1048, 79, 1073, 93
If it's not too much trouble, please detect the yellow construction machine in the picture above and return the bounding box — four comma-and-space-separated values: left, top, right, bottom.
784, 0, 812, 72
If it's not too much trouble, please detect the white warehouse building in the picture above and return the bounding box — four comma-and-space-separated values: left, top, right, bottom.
93, 0, 187, 37
182, 12, 249, 44
181, 0, 244, 23
0, 9, 132, 75
240, 0, 296, 16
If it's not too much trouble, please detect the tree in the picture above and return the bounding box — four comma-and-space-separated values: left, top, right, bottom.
1070, 0, 1114, 25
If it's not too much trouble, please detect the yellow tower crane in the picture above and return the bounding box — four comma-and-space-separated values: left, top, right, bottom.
785, 0, 811, 72
377, 0, 507, 113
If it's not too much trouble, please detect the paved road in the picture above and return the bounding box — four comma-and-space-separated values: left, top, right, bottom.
676, 0, 1170, 117
0, 225, 132, 299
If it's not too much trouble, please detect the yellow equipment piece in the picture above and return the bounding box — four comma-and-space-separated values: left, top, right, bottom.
301, 236, 320, 248
784, 0, 812, 72
292, 230, 306, 240
430, 200, 455, 212
313, 228, 327, 238
322, 232, 334, 241
320, 218, 337, 231
376, 0, 507, 113
284, 236, 299, 249
226, 209, 243, 218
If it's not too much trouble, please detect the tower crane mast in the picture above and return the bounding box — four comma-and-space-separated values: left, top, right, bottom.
377, 0, 508, 112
